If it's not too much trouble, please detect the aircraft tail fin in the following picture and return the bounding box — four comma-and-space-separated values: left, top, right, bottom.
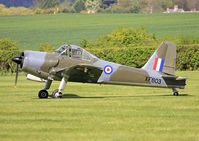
142, 41, 176, 75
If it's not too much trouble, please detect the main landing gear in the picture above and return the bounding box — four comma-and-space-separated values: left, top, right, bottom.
38, 89, 49, 99
172, 88, 179, 96
38, 77, 67, 99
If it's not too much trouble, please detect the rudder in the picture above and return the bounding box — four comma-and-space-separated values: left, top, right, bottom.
142, 41, 176, 75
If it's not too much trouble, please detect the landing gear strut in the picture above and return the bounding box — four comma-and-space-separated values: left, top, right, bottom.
52, 77, 66, 98
172, 88, 179, 96
38, 77, 67, 99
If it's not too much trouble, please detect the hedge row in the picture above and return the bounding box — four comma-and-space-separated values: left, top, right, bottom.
0, 38, 20, 73
81, 26, 199, 71
177, 45, 199, 70
87, 44, 199, 71
1, 37, 199, 74
80, 26, 158, 49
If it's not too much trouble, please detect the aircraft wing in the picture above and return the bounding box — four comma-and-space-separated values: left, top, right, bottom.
53, 64, 103, 83
54, 64, 102, 73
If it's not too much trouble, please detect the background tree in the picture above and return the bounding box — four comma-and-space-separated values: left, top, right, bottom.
160, 0, 173, 10
32, 0, 40, 8
0, 38, 19, 73
72, 0, 86, 12
59, 0, 74, 13
148, 0, 163, 13
85, 0, 101, 13
172, 0, 188, 10
186, 0, 199, 11
100, 0, 117, 9
110, 0, 140, 13
40, 0, 60, 9
138, 0, 149, 13
0, 0, 33, 8
117, 0, 134, 9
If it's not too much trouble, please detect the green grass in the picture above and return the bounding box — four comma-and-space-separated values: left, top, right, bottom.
0, 71, 199, 141
0, 13, 199, 50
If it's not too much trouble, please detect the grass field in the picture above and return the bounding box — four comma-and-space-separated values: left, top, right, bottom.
0, 13, 199, 50
0, 71, 199, 141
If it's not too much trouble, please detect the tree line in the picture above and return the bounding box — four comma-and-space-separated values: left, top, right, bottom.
0, 0, 199, 15
30, 0, 199, 13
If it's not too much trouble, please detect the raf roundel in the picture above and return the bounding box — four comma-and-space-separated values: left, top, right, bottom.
104, 65, 113, 75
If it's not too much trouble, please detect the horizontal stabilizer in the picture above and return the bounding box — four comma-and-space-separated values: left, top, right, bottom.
176, 77, 189, 80
162, 75, 189, 80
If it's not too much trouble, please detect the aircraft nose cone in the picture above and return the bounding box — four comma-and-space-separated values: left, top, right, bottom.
12, 56, 22, 64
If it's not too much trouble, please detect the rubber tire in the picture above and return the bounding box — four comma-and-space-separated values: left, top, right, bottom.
173, 92, 179, 96
52, 89, 62, 98
38, 90, 48, 99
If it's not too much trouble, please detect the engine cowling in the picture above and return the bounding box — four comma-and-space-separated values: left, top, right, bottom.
22, 51, 58, 72
21, 51, 59, 80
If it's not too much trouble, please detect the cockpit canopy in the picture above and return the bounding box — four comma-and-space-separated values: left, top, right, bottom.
56, 45, 97, 61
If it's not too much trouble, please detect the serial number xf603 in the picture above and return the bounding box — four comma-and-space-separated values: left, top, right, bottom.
146, 77, 162, 84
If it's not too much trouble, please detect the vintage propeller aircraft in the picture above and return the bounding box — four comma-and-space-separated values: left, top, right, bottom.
12, 41, 187, 98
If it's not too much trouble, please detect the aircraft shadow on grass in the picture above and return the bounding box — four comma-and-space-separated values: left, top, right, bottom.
48, 93, 191, 99
159, 94, 191, 97
49, 94, 105, 99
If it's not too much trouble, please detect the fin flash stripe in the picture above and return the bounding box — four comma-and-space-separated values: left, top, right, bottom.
153, 58, 164, 72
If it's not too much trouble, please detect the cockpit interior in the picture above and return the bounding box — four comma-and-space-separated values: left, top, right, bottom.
56, 45, 96, 61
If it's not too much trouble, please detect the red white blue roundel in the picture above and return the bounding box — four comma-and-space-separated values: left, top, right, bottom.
104, 65, 113, 75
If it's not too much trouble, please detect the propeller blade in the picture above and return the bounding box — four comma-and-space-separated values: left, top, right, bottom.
14, 64, 19, 88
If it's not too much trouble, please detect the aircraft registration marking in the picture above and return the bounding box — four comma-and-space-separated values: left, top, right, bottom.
146, 77, 161, 84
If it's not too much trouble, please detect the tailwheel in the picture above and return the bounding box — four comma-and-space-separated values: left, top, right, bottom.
173, 92, 179, 96
52, 89, 63, 98
38, 90, 48, 99
172, 88, 179, 96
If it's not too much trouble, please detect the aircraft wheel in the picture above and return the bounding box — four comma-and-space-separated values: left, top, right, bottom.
38, 90, 48, 99
52, 89, 62, 98
173, 92, 179, 96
